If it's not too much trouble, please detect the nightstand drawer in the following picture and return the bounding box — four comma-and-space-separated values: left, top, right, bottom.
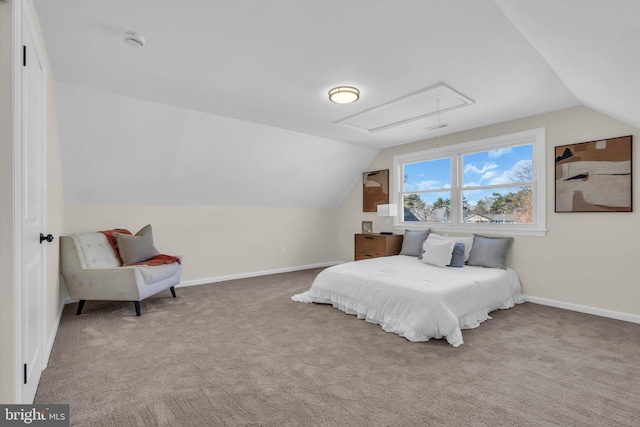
355, 234, 386, 254
355, 251, 385, 261
354, 234, 403, 260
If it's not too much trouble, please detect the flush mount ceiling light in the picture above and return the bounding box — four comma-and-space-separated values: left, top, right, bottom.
328, 86, 360, 104
124, 31, 146, 48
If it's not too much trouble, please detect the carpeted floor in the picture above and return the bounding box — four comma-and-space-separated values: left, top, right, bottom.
36, 268, 640, 426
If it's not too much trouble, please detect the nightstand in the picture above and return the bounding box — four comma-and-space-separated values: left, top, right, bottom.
354, 233, 403, 261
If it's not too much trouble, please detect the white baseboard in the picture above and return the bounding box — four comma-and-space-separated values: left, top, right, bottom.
177, 261, 340, 288
524, 295, 640, 324
44, 296, 67, 369
62, 262, 339, 304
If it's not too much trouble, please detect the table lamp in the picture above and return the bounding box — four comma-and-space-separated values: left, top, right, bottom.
376, 204, 398, 235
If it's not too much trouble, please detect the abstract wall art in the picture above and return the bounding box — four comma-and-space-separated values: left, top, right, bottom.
555, 135, 632, 212
363, 169, 389, 212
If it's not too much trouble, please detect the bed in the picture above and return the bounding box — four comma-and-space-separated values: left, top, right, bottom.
291, 254, 524, 347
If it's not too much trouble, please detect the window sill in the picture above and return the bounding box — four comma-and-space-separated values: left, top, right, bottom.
394, 223, 547, 237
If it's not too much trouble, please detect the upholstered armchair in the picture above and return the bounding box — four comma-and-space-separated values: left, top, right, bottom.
60, 225, 182, 316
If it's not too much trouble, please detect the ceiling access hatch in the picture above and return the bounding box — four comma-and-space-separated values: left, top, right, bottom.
337, 83, 474, 133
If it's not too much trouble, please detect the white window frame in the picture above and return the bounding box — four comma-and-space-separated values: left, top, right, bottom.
393, 128, 546, 237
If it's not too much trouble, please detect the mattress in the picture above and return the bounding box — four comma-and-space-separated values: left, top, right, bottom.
292, 255, 524, 347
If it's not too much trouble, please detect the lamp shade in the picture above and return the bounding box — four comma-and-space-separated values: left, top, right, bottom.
377, 204, 398, 217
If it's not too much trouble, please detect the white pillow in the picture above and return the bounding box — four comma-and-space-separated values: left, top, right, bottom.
420, 239, 456, 268
427, 233, 474, 262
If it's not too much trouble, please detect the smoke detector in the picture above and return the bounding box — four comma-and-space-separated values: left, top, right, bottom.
124, 31, 146, 48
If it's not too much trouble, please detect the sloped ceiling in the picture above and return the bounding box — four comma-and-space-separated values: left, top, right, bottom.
494, 0, 640, 130
55, 82, 377, 207
32, 0, 638, 207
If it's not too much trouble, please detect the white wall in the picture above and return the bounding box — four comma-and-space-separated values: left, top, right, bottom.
63, 204, 339, 282
44, 66, 65, 356
338, 106, 640, 317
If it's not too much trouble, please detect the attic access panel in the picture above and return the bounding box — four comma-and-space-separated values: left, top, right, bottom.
338, 83, 474, 133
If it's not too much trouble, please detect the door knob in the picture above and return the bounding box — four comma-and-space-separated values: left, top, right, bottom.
40, 233, 54, 244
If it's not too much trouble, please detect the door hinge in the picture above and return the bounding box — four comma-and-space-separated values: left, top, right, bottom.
23, 45, 26, 67
23, 363, 27, 384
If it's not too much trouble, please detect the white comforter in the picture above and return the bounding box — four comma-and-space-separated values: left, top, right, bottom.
292, 255, 524, 347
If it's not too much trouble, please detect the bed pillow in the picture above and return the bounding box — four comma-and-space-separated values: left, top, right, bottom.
467, 235, 514, 269
399, 229, 430, 257
426, 233, 474, 262
114, 224, 160, 266
447, 243, 466, 267
420, 239, 456, 268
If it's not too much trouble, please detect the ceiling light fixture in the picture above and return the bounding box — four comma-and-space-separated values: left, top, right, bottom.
124, 31, 146, 48
328, 86, 360, 104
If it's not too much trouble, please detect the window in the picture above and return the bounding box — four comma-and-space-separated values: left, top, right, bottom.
394, 128, 546, 236
402, 158, 452, 222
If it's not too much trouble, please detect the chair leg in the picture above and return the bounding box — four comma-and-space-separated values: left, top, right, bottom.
170, 286, 176, 298
134, 301, 141, 316
76, 300, 86, 315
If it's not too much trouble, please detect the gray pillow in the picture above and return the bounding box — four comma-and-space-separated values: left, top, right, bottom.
400, 229, 430, 257
466, 235, 514, 269
114, 224, 160, 266
447, 243, 465, 268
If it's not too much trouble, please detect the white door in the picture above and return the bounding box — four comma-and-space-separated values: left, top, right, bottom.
20, 9, 46, 404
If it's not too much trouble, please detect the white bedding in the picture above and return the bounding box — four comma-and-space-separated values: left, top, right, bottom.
292, 255, 524, 347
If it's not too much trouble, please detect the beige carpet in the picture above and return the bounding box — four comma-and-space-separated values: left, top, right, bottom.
36, 268, 640, 426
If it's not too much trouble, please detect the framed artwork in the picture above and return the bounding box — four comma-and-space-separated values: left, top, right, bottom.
363, 169, 389, 212
361, 221, 373, 234
555, 135, 632, 212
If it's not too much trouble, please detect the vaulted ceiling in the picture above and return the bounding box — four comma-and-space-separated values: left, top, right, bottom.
32, 0, 639, 207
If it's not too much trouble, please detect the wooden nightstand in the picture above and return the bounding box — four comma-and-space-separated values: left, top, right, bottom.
354, 233, 403, 261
